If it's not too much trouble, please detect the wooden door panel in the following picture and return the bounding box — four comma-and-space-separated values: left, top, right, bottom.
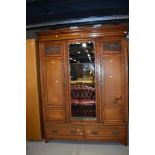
103, 55, 123, 106
100, 38, 125, 123
104, 107, 123, 122
44, 57, 65, 106
45, 108, 66, 121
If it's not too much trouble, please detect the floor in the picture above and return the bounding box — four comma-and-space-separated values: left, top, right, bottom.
26, 140, 129, 155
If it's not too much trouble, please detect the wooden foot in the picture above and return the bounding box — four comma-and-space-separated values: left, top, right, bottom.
120, 139, 128, 146
45, 139, 48, 143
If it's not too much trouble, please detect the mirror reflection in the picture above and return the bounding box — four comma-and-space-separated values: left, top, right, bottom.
69, 42, 96, 120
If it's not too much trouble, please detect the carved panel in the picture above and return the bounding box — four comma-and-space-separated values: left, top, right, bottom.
45, 45, 62, 55
103, 41, 121, 52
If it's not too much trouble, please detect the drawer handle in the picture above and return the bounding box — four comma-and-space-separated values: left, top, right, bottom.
112, 130, 119, 135
92, 131, 98, 135
51, 129, 58, 133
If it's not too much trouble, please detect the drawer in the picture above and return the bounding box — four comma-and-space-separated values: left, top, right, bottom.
45, 126, 84, 137
85, 127, 126, 138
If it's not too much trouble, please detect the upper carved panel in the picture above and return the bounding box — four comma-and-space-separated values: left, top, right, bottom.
103, 41, 121, 52
45, 45, 62, 55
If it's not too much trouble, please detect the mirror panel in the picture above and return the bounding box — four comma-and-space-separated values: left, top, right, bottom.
69, 42, 96, 120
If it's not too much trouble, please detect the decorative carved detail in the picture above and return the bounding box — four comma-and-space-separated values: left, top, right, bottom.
45, 46, 61, 54
103, 41, 121, 51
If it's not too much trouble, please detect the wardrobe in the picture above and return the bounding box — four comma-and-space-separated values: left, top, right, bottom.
38, 24, 128, 145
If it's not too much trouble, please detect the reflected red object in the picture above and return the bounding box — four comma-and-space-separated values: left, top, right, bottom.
71, 85, 96, 117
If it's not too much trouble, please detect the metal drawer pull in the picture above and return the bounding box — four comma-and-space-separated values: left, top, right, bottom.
112, 130, 119, 135
51, 129, 58, 133
92, 131, 98, 135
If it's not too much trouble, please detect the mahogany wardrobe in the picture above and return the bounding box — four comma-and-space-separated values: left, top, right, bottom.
38, 24, 129, 145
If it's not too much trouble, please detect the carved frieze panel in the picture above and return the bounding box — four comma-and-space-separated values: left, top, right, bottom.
103, 41, 121, 52
45, 46, 61, 55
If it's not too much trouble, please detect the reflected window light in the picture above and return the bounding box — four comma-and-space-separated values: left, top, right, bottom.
77, 51, 80, 54
90, 34, 97, 37
70, 57, 73, 60
93, 24, 102, 27
87, 54, 90, 57
82, 43, 87, 47
86, 50, 88, 53
70, 26, 78, 29
73, 59, 76, 62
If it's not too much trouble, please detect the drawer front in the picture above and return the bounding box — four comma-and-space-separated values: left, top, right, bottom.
45, 124, 127, 142
45, 126, 84, 137
85, 127, 126, 138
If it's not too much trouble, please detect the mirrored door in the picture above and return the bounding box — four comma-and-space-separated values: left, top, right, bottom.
69, 42, 96, 120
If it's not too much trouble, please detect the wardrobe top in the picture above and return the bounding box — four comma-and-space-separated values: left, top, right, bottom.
37, 24, 128, 41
